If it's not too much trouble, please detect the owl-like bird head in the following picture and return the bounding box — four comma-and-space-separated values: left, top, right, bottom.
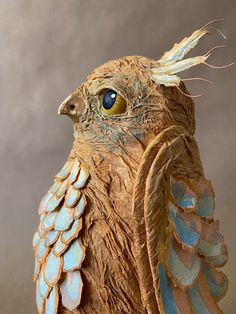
59, 54, 194, 144
58, 21, 233, 161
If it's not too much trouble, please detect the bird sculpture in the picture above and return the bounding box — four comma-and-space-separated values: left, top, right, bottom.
33, 21, 230, 314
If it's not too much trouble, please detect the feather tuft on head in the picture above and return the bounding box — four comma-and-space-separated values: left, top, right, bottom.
150, 19, 234, 91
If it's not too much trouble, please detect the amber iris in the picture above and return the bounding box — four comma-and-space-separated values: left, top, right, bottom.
101, 89, 127, 115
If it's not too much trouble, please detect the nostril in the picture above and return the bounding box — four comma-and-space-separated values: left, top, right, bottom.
69, 104, 75, 111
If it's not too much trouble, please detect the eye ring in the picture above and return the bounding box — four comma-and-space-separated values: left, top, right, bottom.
101, 89, 127, 116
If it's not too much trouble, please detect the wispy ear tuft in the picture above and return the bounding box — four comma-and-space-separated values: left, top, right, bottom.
150, 19, 234, 93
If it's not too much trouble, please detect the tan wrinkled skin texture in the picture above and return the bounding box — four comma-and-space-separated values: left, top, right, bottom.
58, 56, 196, 314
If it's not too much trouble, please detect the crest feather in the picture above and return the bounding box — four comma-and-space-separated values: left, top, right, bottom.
158, 28, 208, 66
150, 20, 232, 90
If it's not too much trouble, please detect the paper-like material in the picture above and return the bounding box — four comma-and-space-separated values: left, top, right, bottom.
33, 21, 229, 313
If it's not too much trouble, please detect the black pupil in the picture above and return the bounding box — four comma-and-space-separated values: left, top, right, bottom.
102, 89, 117, 109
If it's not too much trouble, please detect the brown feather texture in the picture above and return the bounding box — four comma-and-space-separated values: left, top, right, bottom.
33, 22, 230, 314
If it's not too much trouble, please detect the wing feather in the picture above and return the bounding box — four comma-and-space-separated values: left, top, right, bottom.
133, 125, 228, 314
33, 157, 89, 313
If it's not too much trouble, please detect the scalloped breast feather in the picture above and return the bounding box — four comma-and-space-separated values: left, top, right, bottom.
33, 159, 89, 313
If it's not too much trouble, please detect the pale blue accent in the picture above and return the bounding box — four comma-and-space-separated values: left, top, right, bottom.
37, 238, 48, 262
56, 179, 69, 198
166, 44, 192, 63
171, 181, 196, 209
33, 232, 40, 249
44, 252, 62, 285
54, 237, 67, 255
159, 33, 205, 64
198, 240, 221, 257
213, 255, 228, 267
50, 180, 61, 194
158, 57, 205, 75
54, 206, 73, 231
154, 74, 178, 83
169, 239, 200, 287
36, 283, 44, 313
46, 195, 63, 212
198, 189, 214, 217
34, 258, 40, 280
42, 212, 57, 230
39, 192, 52, 211
45, 286, 58, 314
203, 262, 228, 299
69, 160, 80, 184
63, 239, 85, 271
73, 168, 89, 189
188, 284, 210, 314
57, 167, 69, 179
69, 273, 79, 300
74, 195, 86, 218
159, 264, 179, 314
62, 220, 80, 244
151, 74, 181, 87
38, 222, 47, 238
65, 188, 80, 207
39, 270, 50, 298
60, 271, 83, 310
40, 212, 46, 222
45, 230, 59, 246
169, 202, 200, 247
56, 161, 71, 180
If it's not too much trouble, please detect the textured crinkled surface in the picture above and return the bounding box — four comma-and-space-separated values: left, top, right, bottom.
33, 42, 228, 313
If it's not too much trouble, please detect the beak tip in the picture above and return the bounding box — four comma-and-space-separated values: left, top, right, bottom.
58, 103, 66, 115
58, 94, 72, 116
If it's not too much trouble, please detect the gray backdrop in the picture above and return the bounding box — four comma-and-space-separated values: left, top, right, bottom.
0, 1, 235, 313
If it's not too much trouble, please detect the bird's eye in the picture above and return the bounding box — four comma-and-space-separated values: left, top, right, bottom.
101, 89, 127, 115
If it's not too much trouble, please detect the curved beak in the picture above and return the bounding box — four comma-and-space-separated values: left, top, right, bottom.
58, 95, 73, 115
58, 91, 85, 118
